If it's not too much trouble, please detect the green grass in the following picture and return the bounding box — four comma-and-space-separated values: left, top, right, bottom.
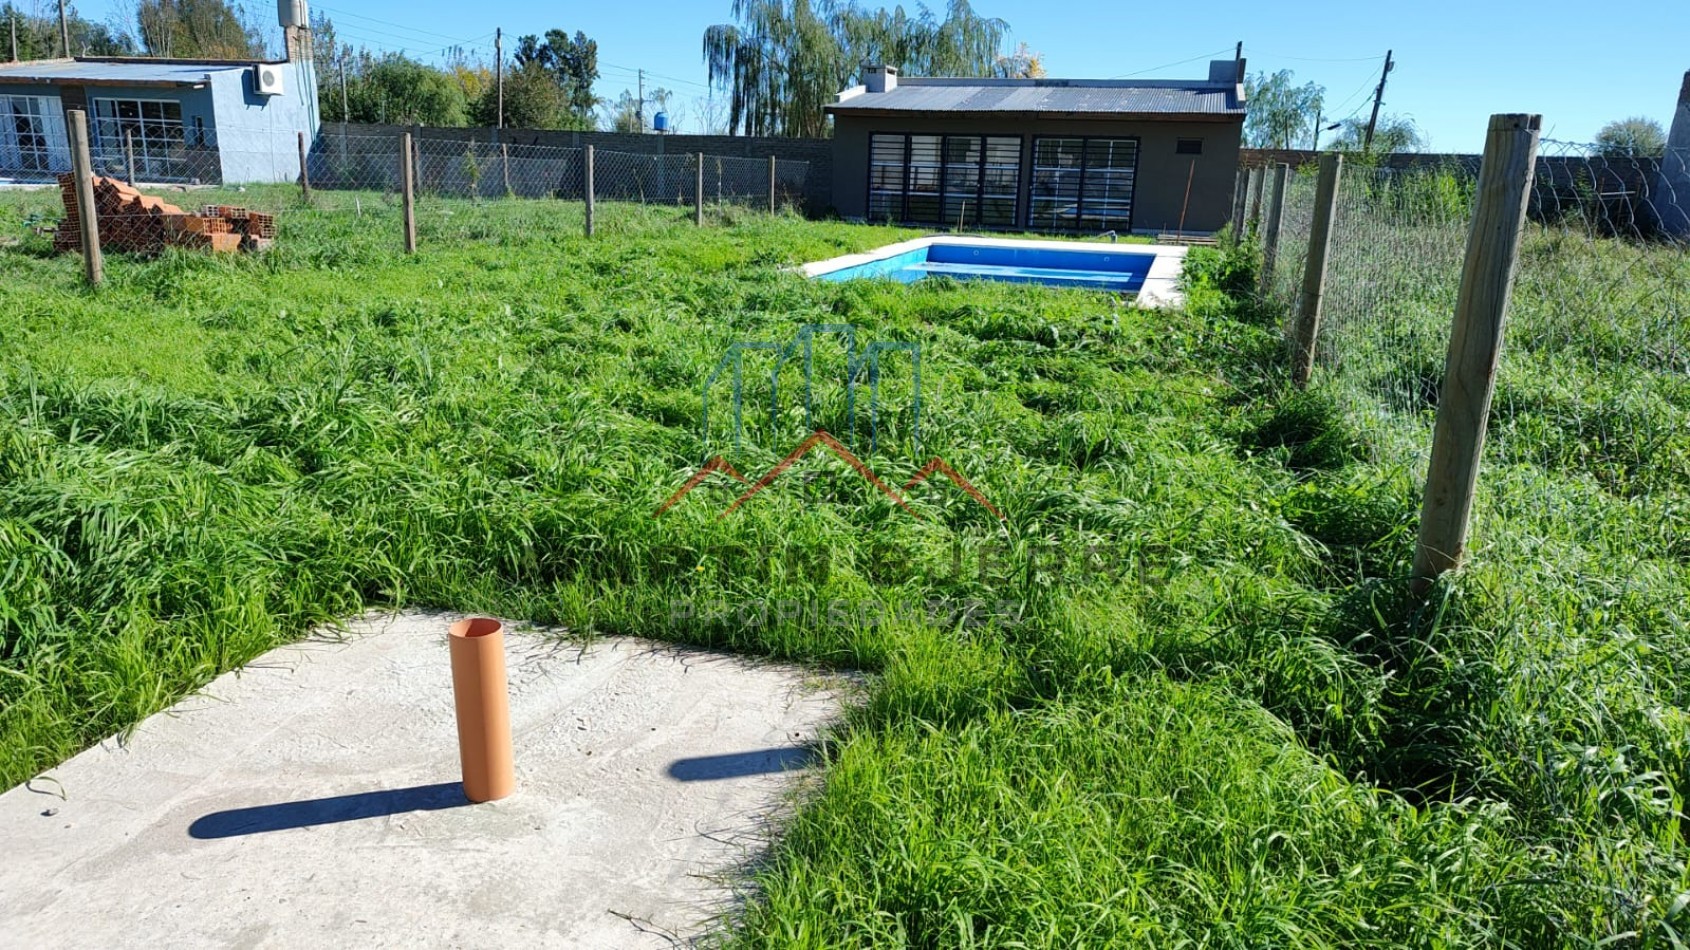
2, 187, 1687, 946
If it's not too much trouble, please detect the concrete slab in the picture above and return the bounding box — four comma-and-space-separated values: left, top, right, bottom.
0, 612, 847, 948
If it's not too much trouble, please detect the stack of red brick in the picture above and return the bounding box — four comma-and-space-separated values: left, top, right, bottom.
54, 175, 275, 255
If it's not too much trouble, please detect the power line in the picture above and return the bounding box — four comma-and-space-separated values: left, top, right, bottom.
326, 24, 495, 63
600, 61, 712, 93
313, 5, 481, 45
1248, 50, 1388, 64
1325, 74, 1380, 120
1109, 46, 1234, 80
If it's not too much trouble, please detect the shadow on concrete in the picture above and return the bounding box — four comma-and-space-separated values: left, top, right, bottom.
188, 783, 468, 839
667, 747, 813, 782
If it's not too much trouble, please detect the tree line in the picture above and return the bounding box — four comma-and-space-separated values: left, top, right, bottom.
1244, 66, 1668, 158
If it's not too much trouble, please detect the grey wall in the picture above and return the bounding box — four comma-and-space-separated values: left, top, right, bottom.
830, 113, 1243, 233
210, 61, 320, 184
318, 123, 835, 213
1657, 71, 1690, 237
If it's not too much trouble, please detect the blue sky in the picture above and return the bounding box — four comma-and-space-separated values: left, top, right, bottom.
70, 0, 1690, 148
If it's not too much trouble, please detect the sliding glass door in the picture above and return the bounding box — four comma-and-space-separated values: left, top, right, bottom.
1029, 136, 1139, 232
867, 133, 1022, 228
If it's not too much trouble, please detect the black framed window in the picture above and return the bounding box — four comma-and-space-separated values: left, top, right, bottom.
1176, 137, 1203, 155
866, 133, 1021, 228
1029, 136, 1139, 232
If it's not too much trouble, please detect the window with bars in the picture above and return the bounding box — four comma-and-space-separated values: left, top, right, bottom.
867, 133, 1021, 228
0, 95, 69, 174
1028, 136, 1139, 232
91, 98, 193, 181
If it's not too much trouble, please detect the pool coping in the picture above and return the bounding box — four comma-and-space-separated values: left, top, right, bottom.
800, 235, 1189, 308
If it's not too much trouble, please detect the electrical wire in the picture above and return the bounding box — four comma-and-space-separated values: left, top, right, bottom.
1248, 50, 1388, 63
1109, 46, 1234, 80
313, 5, 483, 45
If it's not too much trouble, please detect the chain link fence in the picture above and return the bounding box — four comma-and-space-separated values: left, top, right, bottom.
5, 128, 809, 257
1254, 142, 1688, 495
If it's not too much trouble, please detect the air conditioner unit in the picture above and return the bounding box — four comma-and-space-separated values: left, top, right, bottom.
253, 64, 285, 96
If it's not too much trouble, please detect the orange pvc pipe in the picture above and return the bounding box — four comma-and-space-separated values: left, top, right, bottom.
448, 617, 516, 802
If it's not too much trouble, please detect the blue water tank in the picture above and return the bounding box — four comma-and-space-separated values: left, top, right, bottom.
652, 111, 669, 133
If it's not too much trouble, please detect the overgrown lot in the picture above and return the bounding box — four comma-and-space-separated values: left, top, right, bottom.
1, 190, 1686, 946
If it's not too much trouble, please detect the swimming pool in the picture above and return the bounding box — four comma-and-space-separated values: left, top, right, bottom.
802, 236, 1188, 305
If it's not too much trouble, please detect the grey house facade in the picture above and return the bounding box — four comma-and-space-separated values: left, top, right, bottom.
0, 9, 318, 184
826, 61, 1246, 235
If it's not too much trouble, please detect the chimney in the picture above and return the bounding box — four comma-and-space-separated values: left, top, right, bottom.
863, 64, 898, 94
1208, 58, 1245, 85
278, 0, 311, 61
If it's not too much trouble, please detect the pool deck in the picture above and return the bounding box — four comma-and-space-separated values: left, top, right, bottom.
801, 235, 1189, 308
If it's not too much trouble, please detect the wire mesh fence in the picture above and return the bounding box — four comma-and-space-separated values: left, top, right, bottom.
12, 128, 809, 258
1255, 143, 1688, 498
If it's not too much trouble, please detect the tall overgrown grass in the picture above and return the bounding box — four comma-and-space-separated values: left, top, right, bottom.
1, 190, 1686, 945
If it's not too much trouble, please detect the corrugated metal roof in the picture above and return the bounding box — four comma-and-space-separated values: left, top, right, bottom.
0, 58, 251, 86
826, 78, 1243, 117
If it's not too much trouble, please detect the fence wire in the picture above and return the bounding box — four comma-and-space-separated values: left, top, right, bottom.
1256, 143, 1688, 498
12, 130, 809, 256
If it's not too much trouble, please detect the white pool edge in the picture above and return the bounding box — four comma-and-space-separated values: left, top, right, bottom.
799, 235, 1190, 308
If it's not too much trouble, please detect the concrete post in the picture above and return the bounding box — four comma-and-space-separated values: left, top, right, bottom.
1655, 71, 1690, 237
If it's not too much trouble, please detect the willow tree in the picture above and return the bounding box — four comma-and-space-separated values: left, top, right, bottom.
703, 0, 1011, 137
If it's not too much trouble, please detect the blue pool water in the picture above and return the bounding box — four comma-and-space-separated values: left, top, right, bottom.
815, 242, 1154, 292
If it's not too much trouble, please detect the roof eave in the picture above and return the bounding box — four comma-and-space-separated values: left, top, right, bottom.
824, 106, 1244, 122
0, 75, 207, 88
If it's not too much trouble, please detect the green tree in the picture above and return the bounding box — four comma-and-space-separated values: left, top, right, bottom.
1328, 114, 1425, 154
512, 29, 600, 126
3, 2, 134, 58
1595, 116, 1666, 158
134, 0, 264, 59
349, 55, 467, 126
473, 59, 574, 129
1243, 69, 1324, 149
602, 89, 642, 134
703, 0, 1013, 137
600, 85, 670, 133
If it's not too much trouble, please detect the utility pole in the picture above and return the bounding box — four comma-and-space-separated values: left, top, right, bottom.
494, 27, 503, 129
1363, 50, 1395, 153
1311, 106, 1322, 150
57, 0, 70, 57
637, 68, 645, 131
10, 12, 18, 63
338, 57, 349, 121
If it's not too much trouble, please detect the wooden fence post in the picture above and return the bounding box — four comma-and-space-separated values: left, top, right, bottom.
1247, 164, 1265, 235
695, 152, 704, 226
501, 143, 511, 197
1411, 114, 1541, 591
768, 154, 777, 214
67, 109, 102, 287
124, 131, 137, 186
1230, 170, 1248, 235
584, 145, 595, 238
297, 131, 311, 202
1258, 163, 1290, 296
400, 132, 417, 254
1290, 153, 1343, 386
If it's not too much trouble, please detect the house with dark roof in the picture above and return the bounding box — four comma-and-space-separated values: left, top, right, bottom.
0, 4, 318, 184
825, 60, 1247, 235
